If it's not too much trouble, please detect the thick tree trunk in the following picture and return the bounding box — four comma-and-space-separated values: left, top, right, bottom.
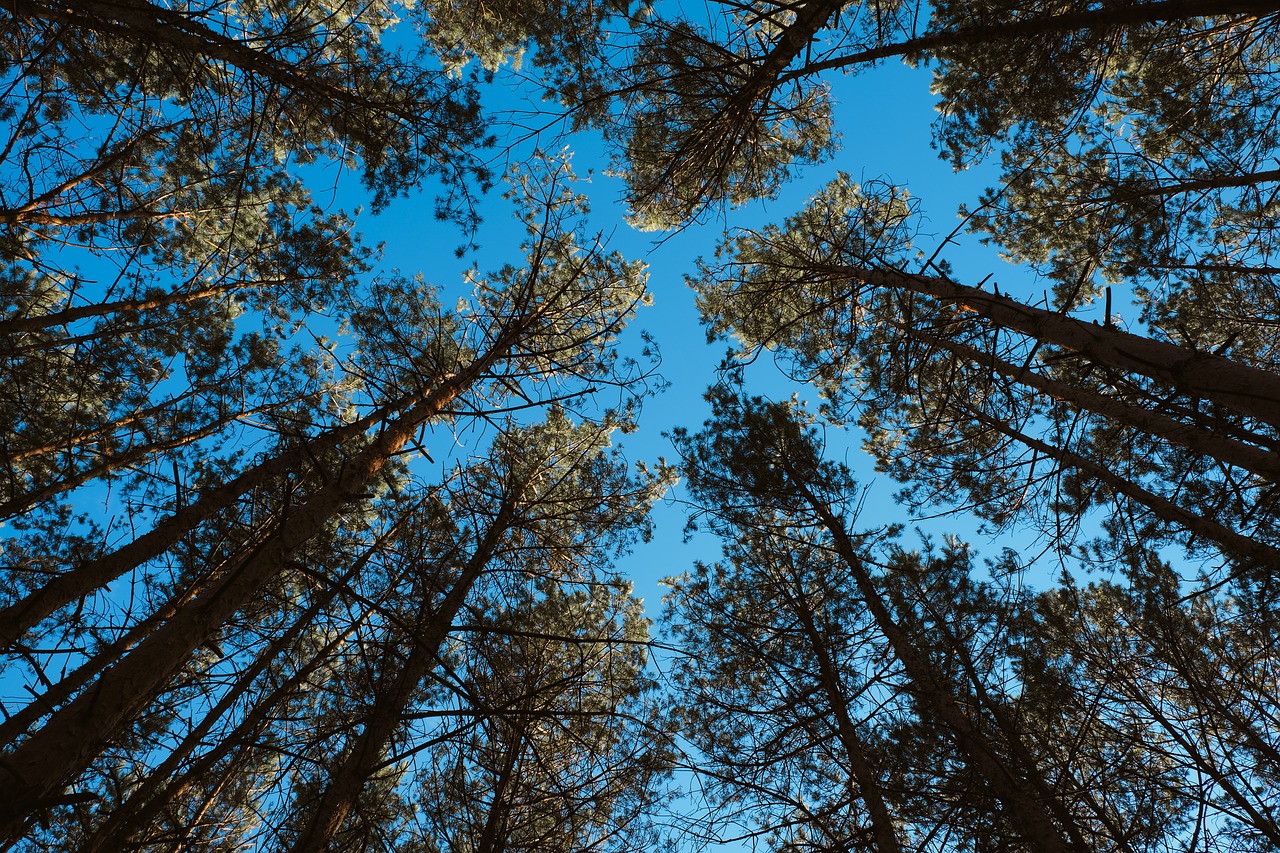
896, 321, 1280, 478
841, 264, 1280, 431
0, 542, 260, 749
1108, 166, 1280, 201
74, 517, 411, 852
741, 0, 845, 97
922, 606, 1115, 852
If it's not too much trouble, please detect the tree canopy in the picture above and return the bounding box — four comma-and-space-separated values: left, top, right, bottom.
2, 0, 1280, 851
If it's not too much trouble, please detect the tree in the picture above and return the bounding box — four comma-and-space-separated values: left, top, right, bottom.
284, 410, 669, 853
663, 528, 910, 853
406, 582, 670, 853
606, 0, 1278, 228
667, 386, 1279, 852
670, 386, 1108, 853
688, 174, 1280, 577
1021, 553, 1280, 849
0, 0, 644, 619
610, 2, 1280, 575
0, 157, 658, 841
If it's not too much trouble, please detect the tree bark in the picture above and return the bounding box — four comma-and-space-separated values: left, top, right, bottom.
896, 320, 1280, 479
0, 364, 480, 838
836, 263, 1280, 431
783, 580, 905, 853
783, 0, 1280, 81
1106, 166, 1280, 201
0, 540, 261, 749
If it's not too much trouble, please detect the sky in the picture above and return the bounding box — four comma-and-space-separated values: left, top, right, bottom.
0, 9, 1159, 849
326, 53, 1095, 848
341, 53, 1040, 618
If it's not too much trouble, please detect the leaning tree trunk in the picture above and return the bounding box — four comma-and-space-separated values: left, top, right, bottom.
894, 320, 1280, 480
0, 392, 405, 646
0, 350, 498, 839
839, 263, 1280, 431
289, 494, 521, 853
782, 581, 905, 853
784, 0, 1280, 80
783, 462, 1088, 853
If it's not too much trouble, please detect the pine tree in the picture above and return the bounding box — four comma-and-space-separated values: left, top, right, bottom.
0, 158, 659, 842
689, 175, 1280, 576
670, 386, 1120, 853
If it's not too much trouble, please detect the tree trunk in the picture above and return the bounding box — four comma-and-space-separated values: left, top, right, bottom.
0, 541, 261, 749
784, 581, 905, 853
841, 263, 1280, 431
288, 496, 520, 853
962, 403, 1280, 569
784, 466, 1084, 853
84, 608, 375, 853
785, 0, 1280, 80
1108, 166, 1280, 201
0, 366, 479, 839
0, 283, 234, 337
0, 395, 398, 646
895, 320, 1280, 478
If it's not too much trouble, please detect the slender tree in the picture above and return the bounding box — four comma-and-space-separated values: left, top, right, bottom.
672, 386, 1112, 853
0, 158, 655, 841
286, 410, 669, 853
690, 175, 1280, 573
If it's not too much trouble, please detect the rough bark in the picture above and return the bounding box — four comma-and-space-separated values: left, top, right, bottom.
837, 263, 1280, 431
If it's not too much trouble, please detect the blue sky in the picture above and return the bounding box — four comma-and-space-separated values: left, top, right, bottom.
342, 54, 1042, 619
327, 57, 1099, 849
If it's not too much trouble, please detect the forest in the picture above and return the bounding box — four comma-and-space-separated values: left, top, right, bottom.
0, 0, 1278, 850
